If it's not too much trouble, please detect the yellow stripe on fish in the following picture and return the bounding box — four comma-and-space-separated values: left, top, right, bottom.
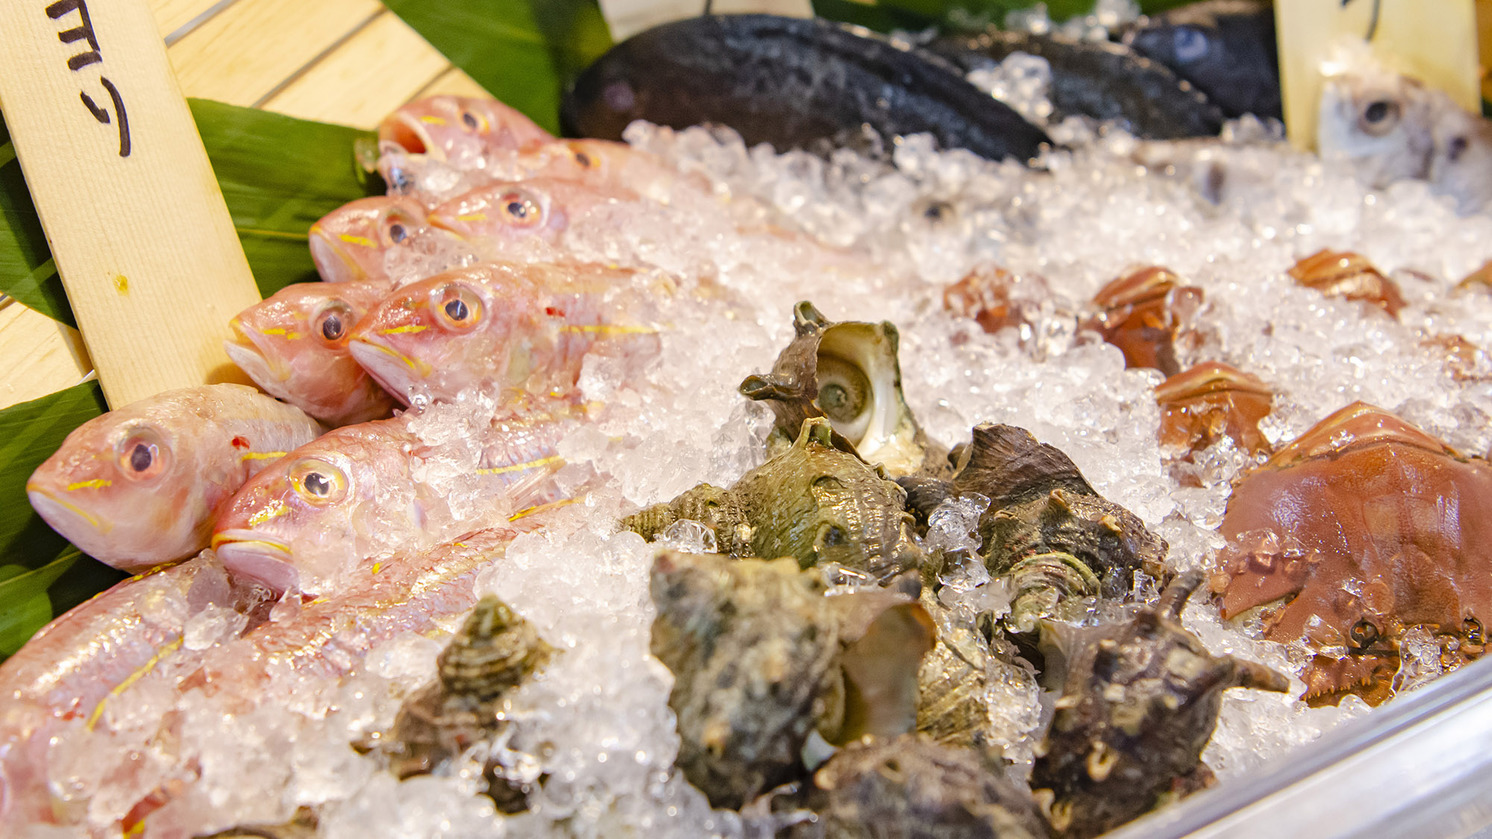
248, 499, 290, 527
419, 115, 447, 125
65, 478, 111, 491
508, 496, 580, 522
380, 325, 428, 335
455, 213, 487, 222
338, 234, 377, 248
259, 328, 303, 340
476, 454, 564, 477
87, 635, 184, 731
560, 324, 659, 335
240, 451, 288, 462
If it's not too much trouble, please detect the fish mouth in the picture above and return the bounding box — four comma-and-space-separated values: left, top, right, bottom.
308, 226, 367, 284
212, 530, 300, 592
348, 338, 430, 402
382, 112, 438, 159
26, 484, 109, 536
224, 322, 291, 387
426, 211, 471, 240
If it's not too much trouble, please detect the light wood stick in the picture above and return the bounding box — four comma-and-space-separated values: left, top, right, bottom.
0, 0, 262, 408
1276, 0, 1480, 150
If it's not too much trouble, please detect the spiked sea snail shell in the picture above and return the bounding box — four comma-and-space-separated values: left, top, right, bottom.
947, 423, 1170, 634
1154, 361, 1274, 471
1215, 402, 1492, 706
1031, 572, 1288, 839
648, 551, 933, 810
740, 301, 939, 479
1287, 249, 1405, 317
623, 417, 925, 583
385, 595, 555, 811
1088, 265, 1204, 377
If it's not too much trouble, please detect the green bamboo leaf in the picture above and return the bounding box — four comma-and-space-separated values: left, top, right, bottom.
0, 550, 79, 655
385, 0, 613, 134
0, 113, 73, 327
191, 99, 381, 297
0, 381, 107, 566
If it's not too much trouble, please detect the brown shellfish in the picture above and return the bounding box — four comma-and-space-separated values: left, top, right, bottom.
942, 263, 1051, 340
1089, 266, 1203, 377
1216, 402, 1492, 705
1032, 573, 1288, 839
1154, 361, 1273, 463
740, 302, 940, 478
1286, 250, 1405, 317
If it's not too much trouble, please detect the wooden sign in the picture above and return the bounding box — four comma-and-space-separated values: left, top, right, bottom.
1276, 0, 1481, 150
598, 0, 813, 42
0, 0, 262, 409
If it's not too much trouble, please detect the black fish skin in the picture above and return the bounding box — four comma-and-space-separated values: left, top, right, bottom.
928, 29, 1225, 140
560, 14, 1052, 164
1121, 0, 1282, 121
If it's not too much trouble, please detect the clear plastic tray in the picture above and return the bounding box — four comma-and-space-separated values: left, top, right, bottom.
1106, 655, 1492, 839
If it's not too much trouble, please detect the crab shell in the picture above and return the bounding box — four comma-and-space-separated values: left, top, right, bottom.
740, 301, 937, 479
1287, 250, 1405, 317
1089, 266, 1203, 377
1154, 361, 1274, 461
1217, 401, 1492, 704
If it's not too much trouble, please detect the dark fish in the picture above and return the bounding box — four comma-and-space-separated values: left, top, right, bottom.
926, 29, 1225, 140
561, 14, 1051, 164
1120, 0, 1282, 121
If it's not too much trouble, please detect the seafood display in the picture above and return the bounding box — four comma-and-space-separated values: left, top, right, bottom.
12, 4, 1492, 837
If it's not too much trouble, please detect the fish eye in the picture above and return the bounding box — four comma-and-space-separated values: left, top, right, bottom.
1171, 26, 1210, 63
1358, 99, 1400, 136
461, 110, 485, 132
1348, 618, 1380, 651
115, 426, 170, 482
815, 353, 873, 442
432, 282, 484, 332
382, 211, 416, 246
314, 300, 355, 346
571, 147, 596, 169
495, 189, 543, 228
389, 222, 408, 244
289, 458, 348, 506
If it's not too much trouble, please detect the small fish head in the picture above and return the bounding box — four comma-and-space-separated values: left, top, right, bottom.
309, 195, 429, 284
27, 411, 209, 569
377, 95, 553, 162
348, 266, 509, 404
213, 440, 372, 592
429, 178, 638, 252
226, 283, 395, 425
1318, 70, 1435, 187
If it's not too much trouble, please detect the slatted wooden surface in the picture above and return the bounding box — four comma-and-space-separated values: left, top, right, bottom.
2, 0, 488, 411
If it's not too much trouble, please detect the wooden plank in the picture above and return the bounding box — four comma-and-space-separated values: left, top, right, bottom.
411, 66, 493, 101
261, 11, 450, 130
167, 0, 381, 107
599, 0, 811, 41
1277, 0, 1480, 150
148, 0, 228, 40
0, 300, 92, 410
0, 0, 261, 408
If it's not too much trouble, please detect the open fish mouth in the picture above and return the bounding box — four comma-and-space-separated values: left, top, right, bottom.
348, 338, 431, 400
381, 112, 439, 159
212, 530, 299, 593
26, 484, 108, 537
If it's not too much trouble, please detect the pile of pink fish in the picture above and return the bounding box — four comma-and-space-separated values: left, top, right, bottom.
4, 95, 787, 836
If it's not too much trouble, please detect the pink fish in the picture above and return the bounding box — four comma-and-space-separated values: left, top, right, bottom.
307, 195, 458, 286
347, 260, 664, 406
211, 405, 582, 594
428, 177, 640, 260
226, 281, 399, 426
26, 385, 324, 571
377, 95, 553, 163
0, 525, 543, 835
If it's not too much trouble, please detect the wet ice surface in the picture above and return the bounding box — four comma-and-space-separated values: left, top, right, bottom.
44, 81, 1492, 839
